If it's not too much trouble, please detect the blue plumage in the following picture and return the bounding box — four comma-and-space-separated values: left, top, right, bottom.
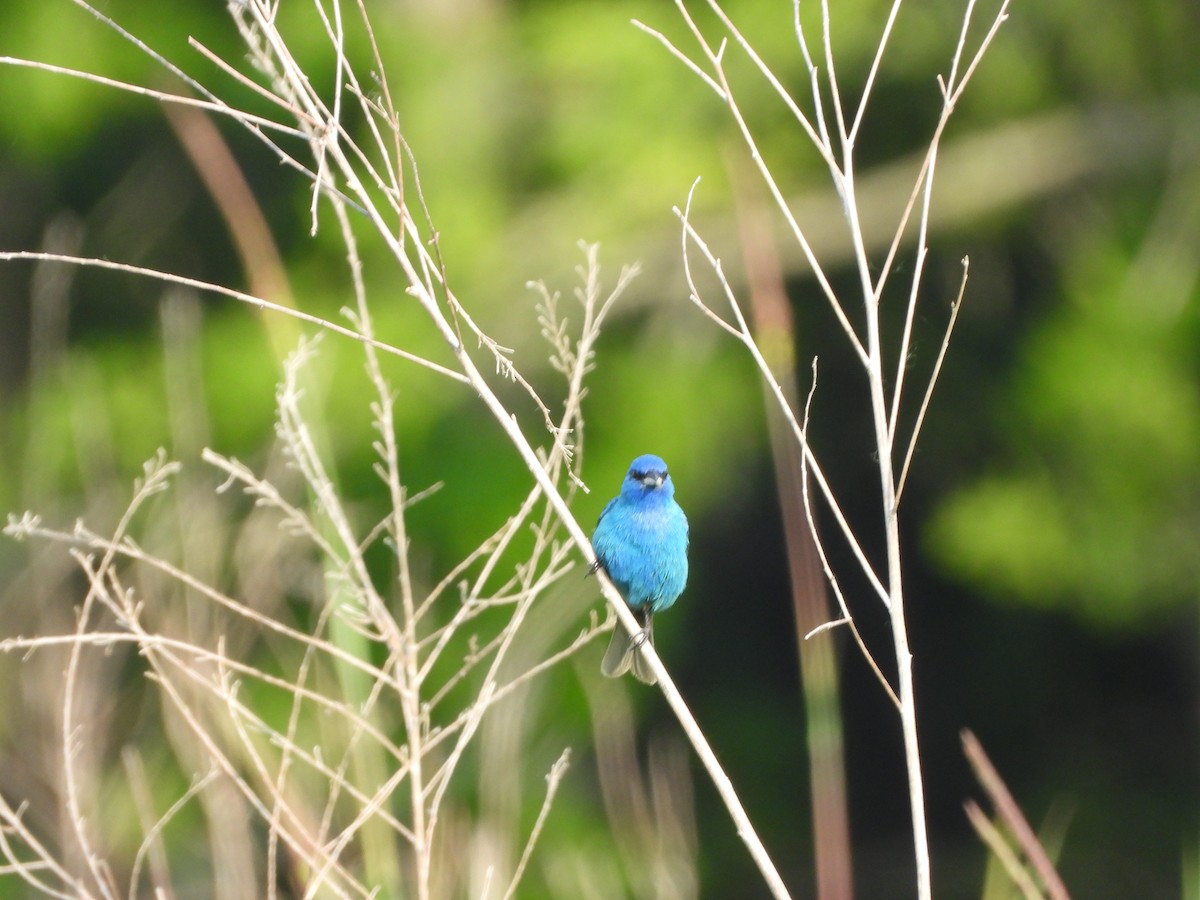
590, 454, 689, 684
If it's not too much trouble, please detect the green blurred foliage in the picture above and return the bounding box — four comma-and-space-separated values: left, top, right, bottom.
928, 163, 1200, 626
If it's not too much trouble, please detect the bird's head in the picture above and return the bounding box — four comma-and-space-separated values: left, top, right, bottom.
622, 454, 674, 499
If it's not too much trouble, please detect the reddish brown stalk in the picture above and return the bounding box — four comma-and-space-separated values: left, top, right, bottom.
735, 177, 854, 900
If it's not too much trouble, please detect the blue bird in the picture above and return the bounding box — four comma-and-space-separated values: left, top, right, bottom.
590, 454, 689, 684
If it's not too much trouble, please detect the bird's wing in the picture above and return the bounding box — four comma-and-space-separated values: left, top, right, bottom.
595, 496, 618, 526
589, 497, 620, 576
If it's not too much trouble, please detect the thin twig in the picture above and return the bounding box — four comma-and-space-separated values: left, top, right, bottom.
962, 730, 1071, 900
964, 801, 1046, 900
501, 748, 571, 900
798, 361, 900, 709
896, 257, 968, 503
676, 186, 892, 611
0, 252, 466, 382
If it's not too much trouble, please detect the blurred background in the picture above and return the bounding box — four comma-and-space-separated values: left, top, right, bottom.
1, 0, 1197, 897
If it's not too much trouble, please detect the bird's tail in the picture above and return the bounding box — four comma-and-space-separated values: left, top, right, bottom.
600, 610, 656, 685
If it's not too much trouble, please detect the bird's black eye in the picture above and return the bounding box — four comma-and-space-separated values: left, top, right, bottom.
630, 469, 645, 480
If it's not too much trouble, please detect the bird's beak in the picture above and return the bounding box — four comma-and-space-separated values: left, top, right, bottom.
641, 473, 665, 488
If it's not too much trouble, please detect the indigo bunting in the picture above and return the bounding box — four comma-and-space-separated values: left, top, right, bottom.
590, 454, 689, 685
